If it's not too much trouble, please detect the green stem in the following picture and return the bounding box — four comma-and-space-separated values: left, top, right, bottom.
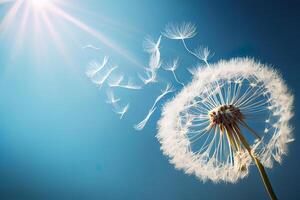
253, 156, 278, 200
234, 128, 278, 200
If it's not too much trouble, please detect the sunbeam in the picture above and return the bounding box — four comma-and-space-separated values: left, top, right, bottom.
46, 3, 143, 67
28, 0, 51, 9
0, 0, 15, 5
0, 0, 142, 67
0, 0, 24, 33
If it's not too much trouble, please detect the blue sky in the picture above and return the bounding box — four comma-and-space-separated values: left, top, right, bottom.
0, 0, 299, 199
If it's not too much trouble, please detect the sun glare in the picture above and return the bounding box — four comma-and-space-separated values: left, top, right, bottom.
0, 0, 142, 67
28, 0, 51, 10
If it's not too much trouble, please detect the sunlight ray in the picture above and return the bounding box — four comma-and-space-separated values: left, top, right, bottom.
41, 11, 69, 59
0, 0, 15, 5
0, 0, 24, 34
9, 1, 30, 57
47, 3, 143, 67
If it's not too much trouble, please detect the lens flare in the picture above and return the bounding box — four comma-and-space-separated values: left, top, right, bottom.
0, 0, 142, 67
28, 0, 51, 10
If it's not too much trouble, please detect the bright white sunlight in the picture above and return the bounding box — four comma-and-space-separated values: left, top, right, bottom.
0, 0, 140, 66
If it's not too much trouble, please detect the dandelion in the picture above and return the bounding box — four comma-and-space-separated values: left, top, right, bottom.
193, 46, 214, 66
149, 51, 162, 72
163, 22, 197, 40
143, 35, 162, 71
108, 74, 124, 87
109, 76, 142, 90
187, 65, 199, 75
143, 35, 162, 53
163, 22, 197, 59
135, 84, 174, 130
163, 22, 215, 66
134, 107, 157, 131
163, 58, 184, 86
106, 89, 120, 105
119, 78, 142, 90
140, 35, 162, 85
85, 56, 109, 78
91, 66, 118, 88
82, 44, 100, 51
138, 70, 158, 85
157, 58, 294, 200
113, 103, 130, 119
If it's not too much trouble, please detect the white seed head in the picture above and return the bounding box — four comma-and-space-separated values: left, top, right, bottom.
163, 22, 197, 40
163, 58, 179, 72
193, 46, 214, 63
157, 58, 294, 183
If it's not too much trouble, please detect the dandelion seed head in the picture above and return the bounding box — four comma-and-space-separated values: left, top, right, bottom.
194, 46, 214, 63
163, 22, 197, 40
141, 35, 162, 84
143, 35, 162, 53
157, 58, 294, 183
163, 58, 179, 71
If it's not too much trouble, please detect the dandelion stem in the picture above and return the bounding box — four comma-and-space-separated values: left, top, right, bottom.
181, 39, 199, 60
235, 128, 278, 200
181, 39, 210, 68
253, 156, 278, 200
172, 71, 184, 87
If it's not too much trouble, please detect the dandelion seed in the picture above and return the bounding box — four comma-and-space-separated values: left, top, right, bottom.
138, 71, 158, 85
163, 58, 179, 72
135, 84, 174, 131
143, 35, 162, 71
134, 107, 157, 131
119, 78, 142, 90
157, 58, 294, 200
140, 35, 162, 85
91, 66, 118, 88
108, 74, 124, 87
109, 76, 142, 90
114, 103, 130, 119
82, 44, 100, 51
121, 85, 142, 90
106, 89, 120, 105
163, 22, 215, 65
163, 58, 184, 86
187, 66, 199, 75
149, 51, 162, 72
85, 56, 109, 78
193, 46, 214, 65
163, 22, 197, 40
143, 35, 162, 53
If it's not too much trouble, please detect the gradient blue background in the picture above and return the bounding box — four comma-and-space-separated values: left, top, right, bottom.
0, 0, 299, 199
